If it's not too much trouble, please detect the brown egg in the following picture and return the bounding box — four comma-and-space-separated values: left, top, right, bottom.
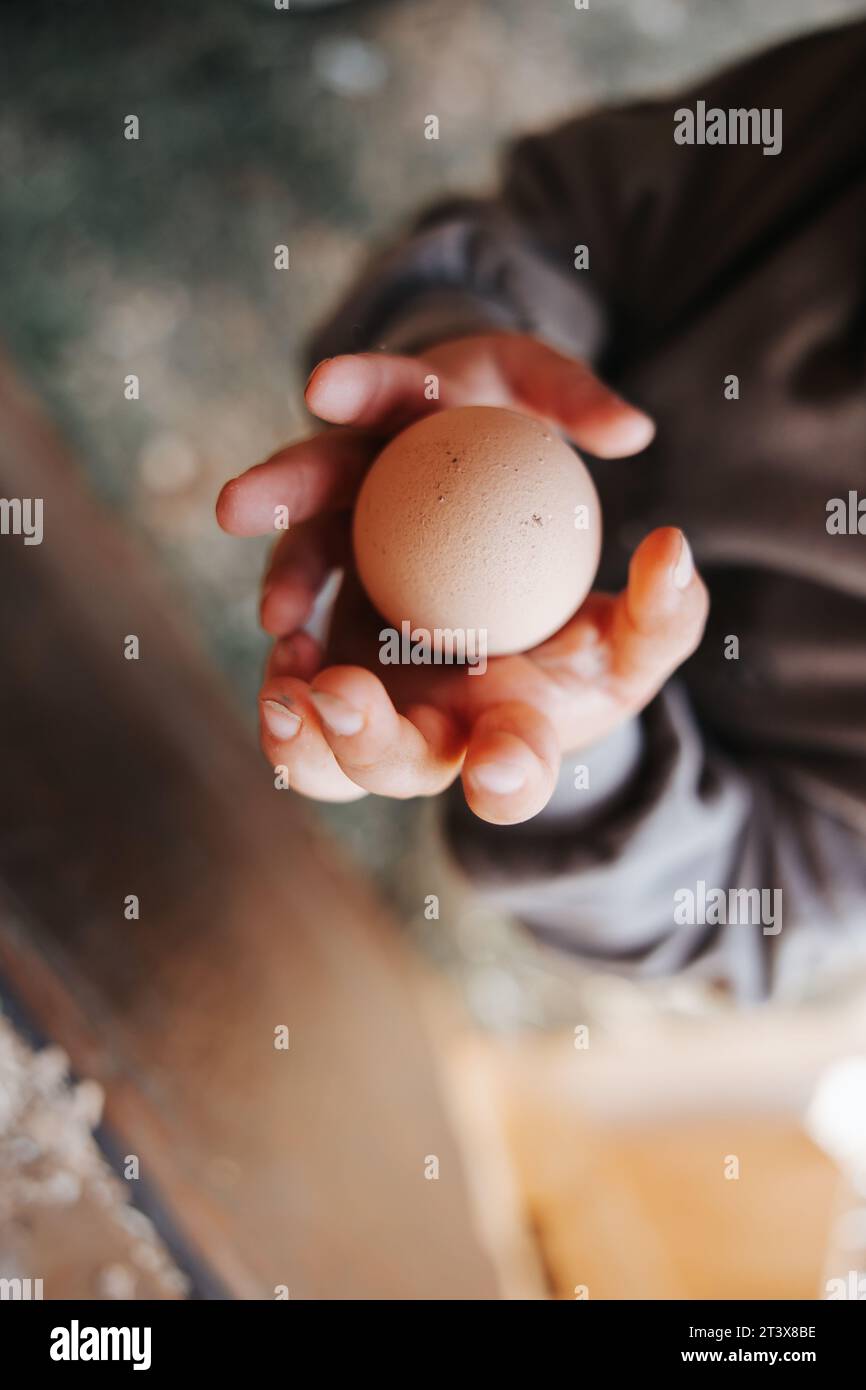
352, 405, 601, 656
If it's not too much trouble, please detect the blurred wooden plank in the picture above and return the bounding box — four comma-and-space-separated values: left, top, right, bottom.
523, 1112, 834, 1301
482, 1028, 852, 1300
0, 354, 499, 1300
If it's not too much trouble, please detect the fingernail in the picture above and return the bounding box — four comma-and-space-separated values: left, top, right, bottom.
623, 408, 656, 444
261, 699, 302, 741
310, 690, 364, 736
304, 358, 332, 393
470, 763, 526, 795
673, 534, 694, 590
271, 637, 296, 674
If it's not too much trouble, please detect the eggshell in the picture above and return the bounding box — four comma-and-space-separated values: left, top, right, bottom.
352, 405, 601, 656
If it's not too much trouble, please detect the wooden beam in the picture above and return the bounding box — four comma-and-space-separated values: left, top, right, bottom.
0, 355, 499, 1300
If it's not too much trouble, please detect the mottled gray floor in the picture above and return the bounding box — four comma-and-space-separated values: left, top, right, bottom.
1, 0, 863, 959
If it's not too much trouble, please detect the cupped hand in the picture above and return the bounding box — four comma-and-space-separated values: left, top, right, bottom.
216, 334, 708, 824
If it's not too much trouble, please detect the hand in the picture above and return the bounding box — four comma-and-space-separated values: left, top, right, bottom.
216, 333, 708, 824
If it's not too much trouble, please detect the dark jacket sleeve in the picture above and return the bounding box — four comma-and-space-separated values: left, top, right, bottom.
308, 20, 866, 368
444, 683, 866, 1003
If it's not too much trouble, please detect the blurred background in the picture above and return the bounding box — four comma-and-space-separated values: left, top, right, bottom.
2, 0, 866, 1301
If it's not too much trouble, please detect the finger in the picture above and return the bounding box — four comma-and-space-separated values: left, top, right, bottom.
260, 517, 348, 636
305, 353, 465, 432
462, 701, 559, 825
307, 665, 466, 798
259, 679, 367, 803
216, 430, 373, 536
494, 335, 655, 458
266, 631, 323, 682
611, 526, 709, 696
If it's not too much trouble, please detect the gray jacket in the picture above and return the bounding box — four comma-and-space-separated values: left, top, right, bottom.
309, 21, 866, 1001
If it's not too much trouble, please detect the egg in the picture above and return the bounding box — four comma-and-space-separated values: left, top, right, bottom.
352, 405, 601, 657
